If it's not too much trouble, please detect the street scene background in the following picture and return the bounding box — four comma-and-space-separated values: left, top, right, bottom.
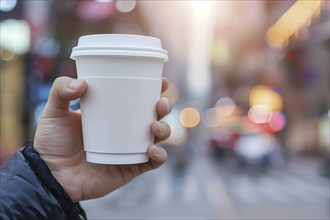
1, 0, 329, 219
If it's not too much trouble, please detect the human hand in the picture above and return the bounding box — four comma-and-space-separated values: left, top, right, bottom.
34, 76, 171, 202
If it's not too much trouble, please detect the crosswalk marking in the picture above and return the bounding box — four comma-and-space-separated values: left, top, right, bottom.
283, 174, 330, 198
149, 168, 172, 203
151, 172, 201, 204
224, 171, 330, 205
181, 175, 199, 203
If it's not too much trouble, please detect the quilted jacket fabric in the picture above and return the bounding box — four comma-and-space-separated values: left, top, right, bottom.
0, 144, 86, 220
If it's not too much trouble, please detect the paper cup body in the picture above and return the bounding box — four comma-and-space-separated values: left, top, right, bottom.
71, 34, 168, 164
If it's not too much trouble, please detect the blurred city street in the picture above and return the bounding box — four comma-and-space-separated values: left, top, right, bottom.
1, 1, 330, 219
81, 147, 329, 219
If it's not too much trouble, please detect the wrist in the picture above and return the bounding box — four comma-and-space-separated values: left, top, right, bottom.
50, 170, 81, 203
22, 143, 81, 211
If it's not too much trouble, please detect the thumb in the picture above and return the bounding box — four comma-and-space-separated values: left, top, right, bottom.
44, 77, 87, 117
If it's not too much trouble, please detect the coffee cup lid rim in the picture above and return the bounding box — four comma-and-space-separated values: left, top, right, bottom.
70, 34, 168, 61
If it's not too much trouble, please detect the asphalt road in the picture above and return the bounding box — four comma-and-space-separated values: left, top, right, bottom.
81, 148, 330, 220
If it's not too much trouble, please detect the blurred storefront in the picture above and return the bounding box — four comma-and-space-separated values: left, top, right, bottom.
203, 0, 330, 169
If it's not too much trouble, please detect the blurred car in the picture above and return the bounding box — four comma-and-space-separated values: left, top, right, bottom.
234, 132, 278, 171
209, 129, 239, 160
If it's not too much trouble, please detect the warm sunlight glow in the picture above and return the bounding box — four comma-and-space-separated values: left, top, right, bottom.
266, 0, 323, 48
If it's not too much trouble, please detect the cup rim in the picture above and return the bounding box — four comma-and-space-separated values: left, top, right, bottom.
71, 34, 169, 62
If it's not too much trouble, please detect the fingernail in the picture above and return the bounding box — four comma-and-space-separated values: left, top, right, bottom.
69, 79, 83, 90
155, 147, 162, 157
158, 123, 166, 136
162, 97, 171, 112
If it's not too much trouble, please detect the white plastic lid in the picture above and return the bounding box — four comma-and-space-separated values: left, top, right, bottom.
70, 34, 168, 62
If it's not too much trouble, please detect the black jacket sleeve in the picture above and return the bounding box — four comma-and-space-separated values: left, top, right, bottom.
0, 144, 87, 220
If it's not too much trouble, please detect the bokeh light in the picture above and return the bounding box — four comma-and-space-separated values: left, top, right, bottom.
163, 124, 188, 147
161, 107, 189, 146
0, 19, 31, 55
249, 85, 283, 111
0, 0, 17, 12
242, 115, 263, 133
115, 0, 136, 13
215, 97, 236, 117
204, 108, 221, 128
248, 104, 273, 124
204, 107, 240, 129
268, 111, 286, 132
180, 107, 200, 128
77, 1, 114, 21
204, 97, 239, 128
95, 0, 112, 2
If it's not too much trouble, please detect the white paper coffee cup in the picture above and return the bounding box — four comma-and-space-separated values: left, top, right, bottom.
70, 34, 168, 164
